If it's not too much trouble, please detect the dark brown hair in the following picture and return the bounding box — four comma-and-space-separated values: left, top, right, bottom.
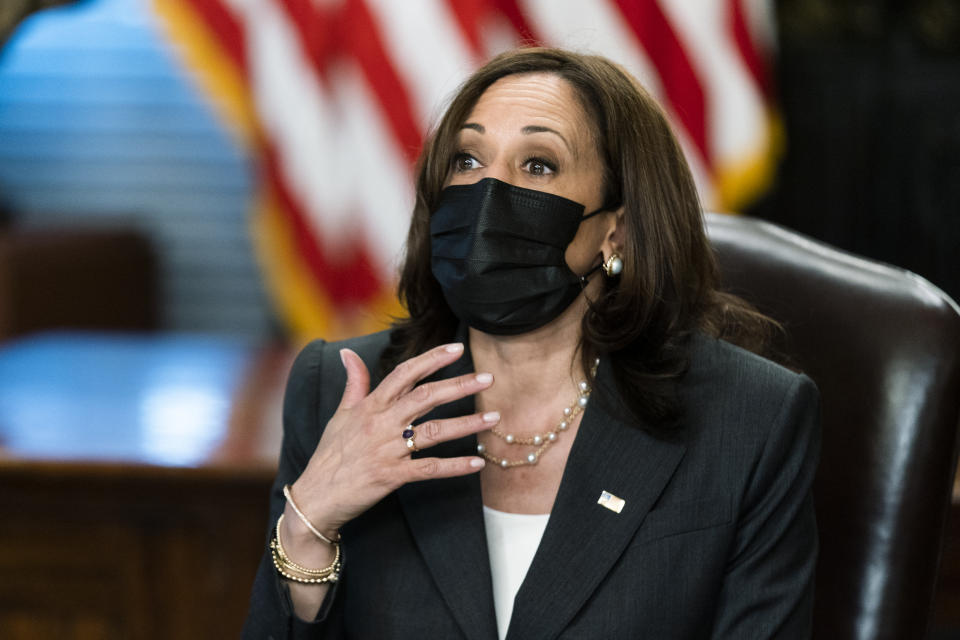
382, 47, 776, 430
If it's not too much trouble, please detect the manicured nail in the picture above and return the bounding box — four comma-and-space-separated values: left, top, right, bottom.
475, 373, 493, 385
339, 349, 350, 368
470, 458, 486, 468
482, 411, 500, 424
444, 343, 464, 353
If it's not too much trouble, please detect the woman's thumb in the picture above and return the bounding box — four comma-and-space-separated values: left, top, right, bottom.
338, 348, 370, 409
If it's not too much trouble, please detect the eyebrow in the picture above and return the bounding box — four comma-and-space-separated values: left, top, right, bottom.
521, 125, 571, 152
459, 122, 573, 154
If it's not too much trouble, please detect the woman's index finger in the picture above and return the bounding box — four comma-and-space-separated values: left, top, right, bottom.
372, 343, 465, 402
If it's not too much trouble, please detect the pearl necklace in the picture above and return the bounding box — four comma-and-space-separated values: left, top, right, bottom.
477, 359, 599, 469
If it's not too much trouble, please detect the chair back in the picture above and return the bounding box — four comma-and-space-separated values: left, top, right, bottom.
706, 213, 960, 640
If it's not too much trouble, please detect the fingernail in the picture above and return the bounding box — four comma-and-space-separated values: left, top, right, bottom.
444, 343, 464, 353
482, 411, 500, 424
339, 349, 349, 368
470, 458, 485, 468
475, 373, 493, 385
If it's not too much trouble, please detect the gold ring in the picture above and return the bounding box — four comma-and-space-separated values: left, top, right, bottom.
402, 425, 417, 453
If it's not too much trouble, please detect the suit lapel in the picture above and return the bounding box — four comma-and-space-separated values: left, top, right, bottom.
506, 364, 686, 640
396, 351, 499, 640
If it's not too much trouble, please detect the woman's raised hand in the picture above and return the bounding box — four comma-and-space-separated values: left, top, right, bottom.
289, 343, 496, 540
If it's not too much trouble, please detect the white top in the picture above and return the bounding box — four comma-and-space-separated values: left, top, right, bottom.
482, 506, 550, 640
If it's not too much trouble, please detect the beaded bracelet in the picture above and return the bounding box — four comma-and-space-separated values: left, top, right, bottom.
270, 544, 340, 585
270, 516, 341, 584
274, 514, 340, 576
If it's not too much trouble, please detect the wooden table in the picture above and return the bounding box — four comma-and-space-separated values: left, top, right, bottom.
0, 332, 289, 639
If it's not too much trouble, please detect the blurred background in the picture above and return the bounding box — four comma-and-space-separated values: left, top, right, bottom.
0, 0, 956, 637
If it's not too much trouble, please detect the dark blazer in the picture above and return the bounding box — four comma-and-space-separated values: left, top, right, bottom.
243, 330, 820, 640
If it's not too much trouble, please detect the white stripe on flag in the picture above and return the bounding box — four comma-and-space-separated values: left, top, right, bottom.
364, 0, 477, 132
242, 0, 349, 233
658, 0, 768, 167
328, 62, 415, 275
741, 0, 776, 55
517, 0, 715, 204
518, 0, 665, 103
239, 0, 411, 276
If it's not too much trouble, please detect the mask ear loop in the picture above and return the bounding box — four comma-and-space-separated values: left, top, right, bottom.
580, 206, 608, 222
578, 262, 603, 288
577, 202, 620, 288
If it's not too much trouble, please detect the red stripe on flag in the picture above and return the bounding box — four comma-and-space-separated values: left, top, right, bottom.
728, 0, 771, 98
612, 0, 710, 167
492, 0, 541, 44
263, 144, 383, 304
276, 0, 335, 71
339, 0, 424, 164
444, 0, 492, 59
184, 0, 248, 72
273, 0, 424, 165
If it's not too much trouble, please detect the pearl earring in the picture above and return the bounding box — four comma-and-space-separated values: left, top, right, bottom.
603, 253, 623, 277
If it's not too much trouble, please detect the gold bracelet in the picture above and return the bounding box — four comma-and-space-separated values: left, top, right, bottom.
270, 543, 340, 584
283, 484, 340, 545
271, 515, 341, 582
274, 514, 341, 576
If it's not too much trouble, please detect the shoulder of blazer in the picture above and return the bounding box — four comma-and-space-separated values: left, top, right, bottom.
684, 332, 816, 399
282, 329, 394, 461
680, 336, 819, 478
679, 332, 820, 445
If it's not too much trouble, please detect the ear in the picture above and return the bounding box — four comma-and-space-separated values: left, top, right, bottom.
601, 206, 626, 260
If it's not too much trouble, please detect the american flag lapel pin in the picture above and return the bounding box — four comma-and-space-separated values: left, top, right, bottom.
597, 490, 625, 514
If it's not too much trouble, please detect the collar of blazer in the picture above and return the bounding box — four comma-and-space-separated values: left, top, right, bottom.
396, 342, 687, 640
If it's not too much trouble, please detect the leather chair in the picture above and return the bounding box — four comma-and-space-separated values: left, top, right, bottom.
705, 213, 960, 639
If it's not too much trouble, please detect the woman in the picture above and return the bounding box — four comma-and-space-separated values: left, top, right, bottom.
243, 47, 820, 639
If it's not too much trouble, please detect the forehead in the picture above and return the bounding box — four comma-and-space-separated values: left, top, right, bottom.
464, 73, 593, 143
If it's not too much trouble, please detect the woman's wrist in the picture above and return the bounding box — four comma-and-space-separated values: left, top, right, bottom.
280, 503, 338, 566
284, 483, 341, 542
272, 514, 341, 585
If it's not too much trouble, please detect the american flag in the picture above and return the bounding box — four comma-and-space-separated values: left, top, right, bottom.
153, 0, 777, 341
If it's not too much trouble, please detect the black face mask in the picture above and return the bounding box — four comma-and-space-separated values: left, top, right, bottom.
430, 177, 608, 336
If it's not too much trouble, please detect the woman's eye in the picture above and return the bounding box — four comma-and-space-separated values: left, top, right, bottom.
453, 153, 478, 172
523, 157, 555, 176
